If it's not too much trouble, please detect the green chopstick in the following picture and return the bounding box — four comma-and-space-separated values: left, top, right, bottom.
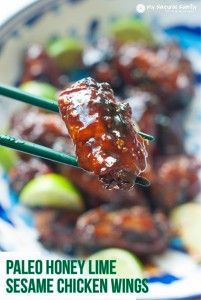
135, 176, 150, 187
0, 83, 59, 113
0, 83, 152, 187
0, 83, 154, 141
0, 134, 78, 167
0, 134, 149, 187
138, 131, 154, 141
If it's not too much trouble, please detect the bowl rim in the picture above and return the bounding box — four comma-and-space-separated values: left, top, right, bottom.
0, 0, 82, 46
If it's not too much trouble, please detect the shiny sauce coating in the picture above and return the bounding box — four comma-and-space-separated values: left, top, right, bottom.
58, 77, 147, 190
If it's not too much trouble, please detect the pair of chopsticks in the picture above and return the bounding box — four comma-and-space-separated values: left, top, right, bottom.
0, 83, 153, 186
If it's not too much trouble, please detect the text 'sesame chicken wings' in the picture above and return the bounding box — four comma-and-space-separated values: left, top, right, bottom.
58, 77, 147, 190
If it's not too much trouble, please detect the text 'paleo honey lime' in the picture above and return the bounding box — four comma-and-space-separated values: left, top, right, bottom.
5, 259, 149, 294
6, 259, 116, 275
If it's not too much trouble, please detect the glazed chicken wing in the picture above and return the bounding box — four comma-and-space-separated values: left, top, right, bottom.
21, 44, 62, 87
150, 155, 201, 211
116, 43, 194, 111
10, 107, 74, 154
9, 107, 74, 192
76, 205, 169, 256
35, 208, 80, 255
58, 77, 147, 190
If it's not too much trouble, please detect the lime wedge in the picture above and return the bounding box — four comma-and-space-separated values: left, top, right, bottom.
20, 81, 57, 100
47, 37, 83, 70
20, 173, 84, 211
0, 146, 18, 171
87, 248, 143, 278
111, 18, 154, 44
170, 203, 201, 261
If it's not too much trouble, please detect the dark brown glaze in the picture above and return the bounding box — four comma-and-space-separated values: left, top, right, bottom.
116, 43, 194, 111
10, 107, 75, 155
59, 165, 146, 207
9, 158, 52, 193
21, 44, 62, 87
150, 155, 201, 211
34, 208, 80, 255
58, 77, 147, 190
76, 206, 169, 256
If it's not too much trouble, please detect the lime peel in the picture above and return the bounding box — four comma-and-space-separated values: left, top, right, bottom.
87, 248, 143, 278
20, 173, 84, 211
0, 146, 18, 171
20, 81, 57, 100
111, 18, 154, 44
